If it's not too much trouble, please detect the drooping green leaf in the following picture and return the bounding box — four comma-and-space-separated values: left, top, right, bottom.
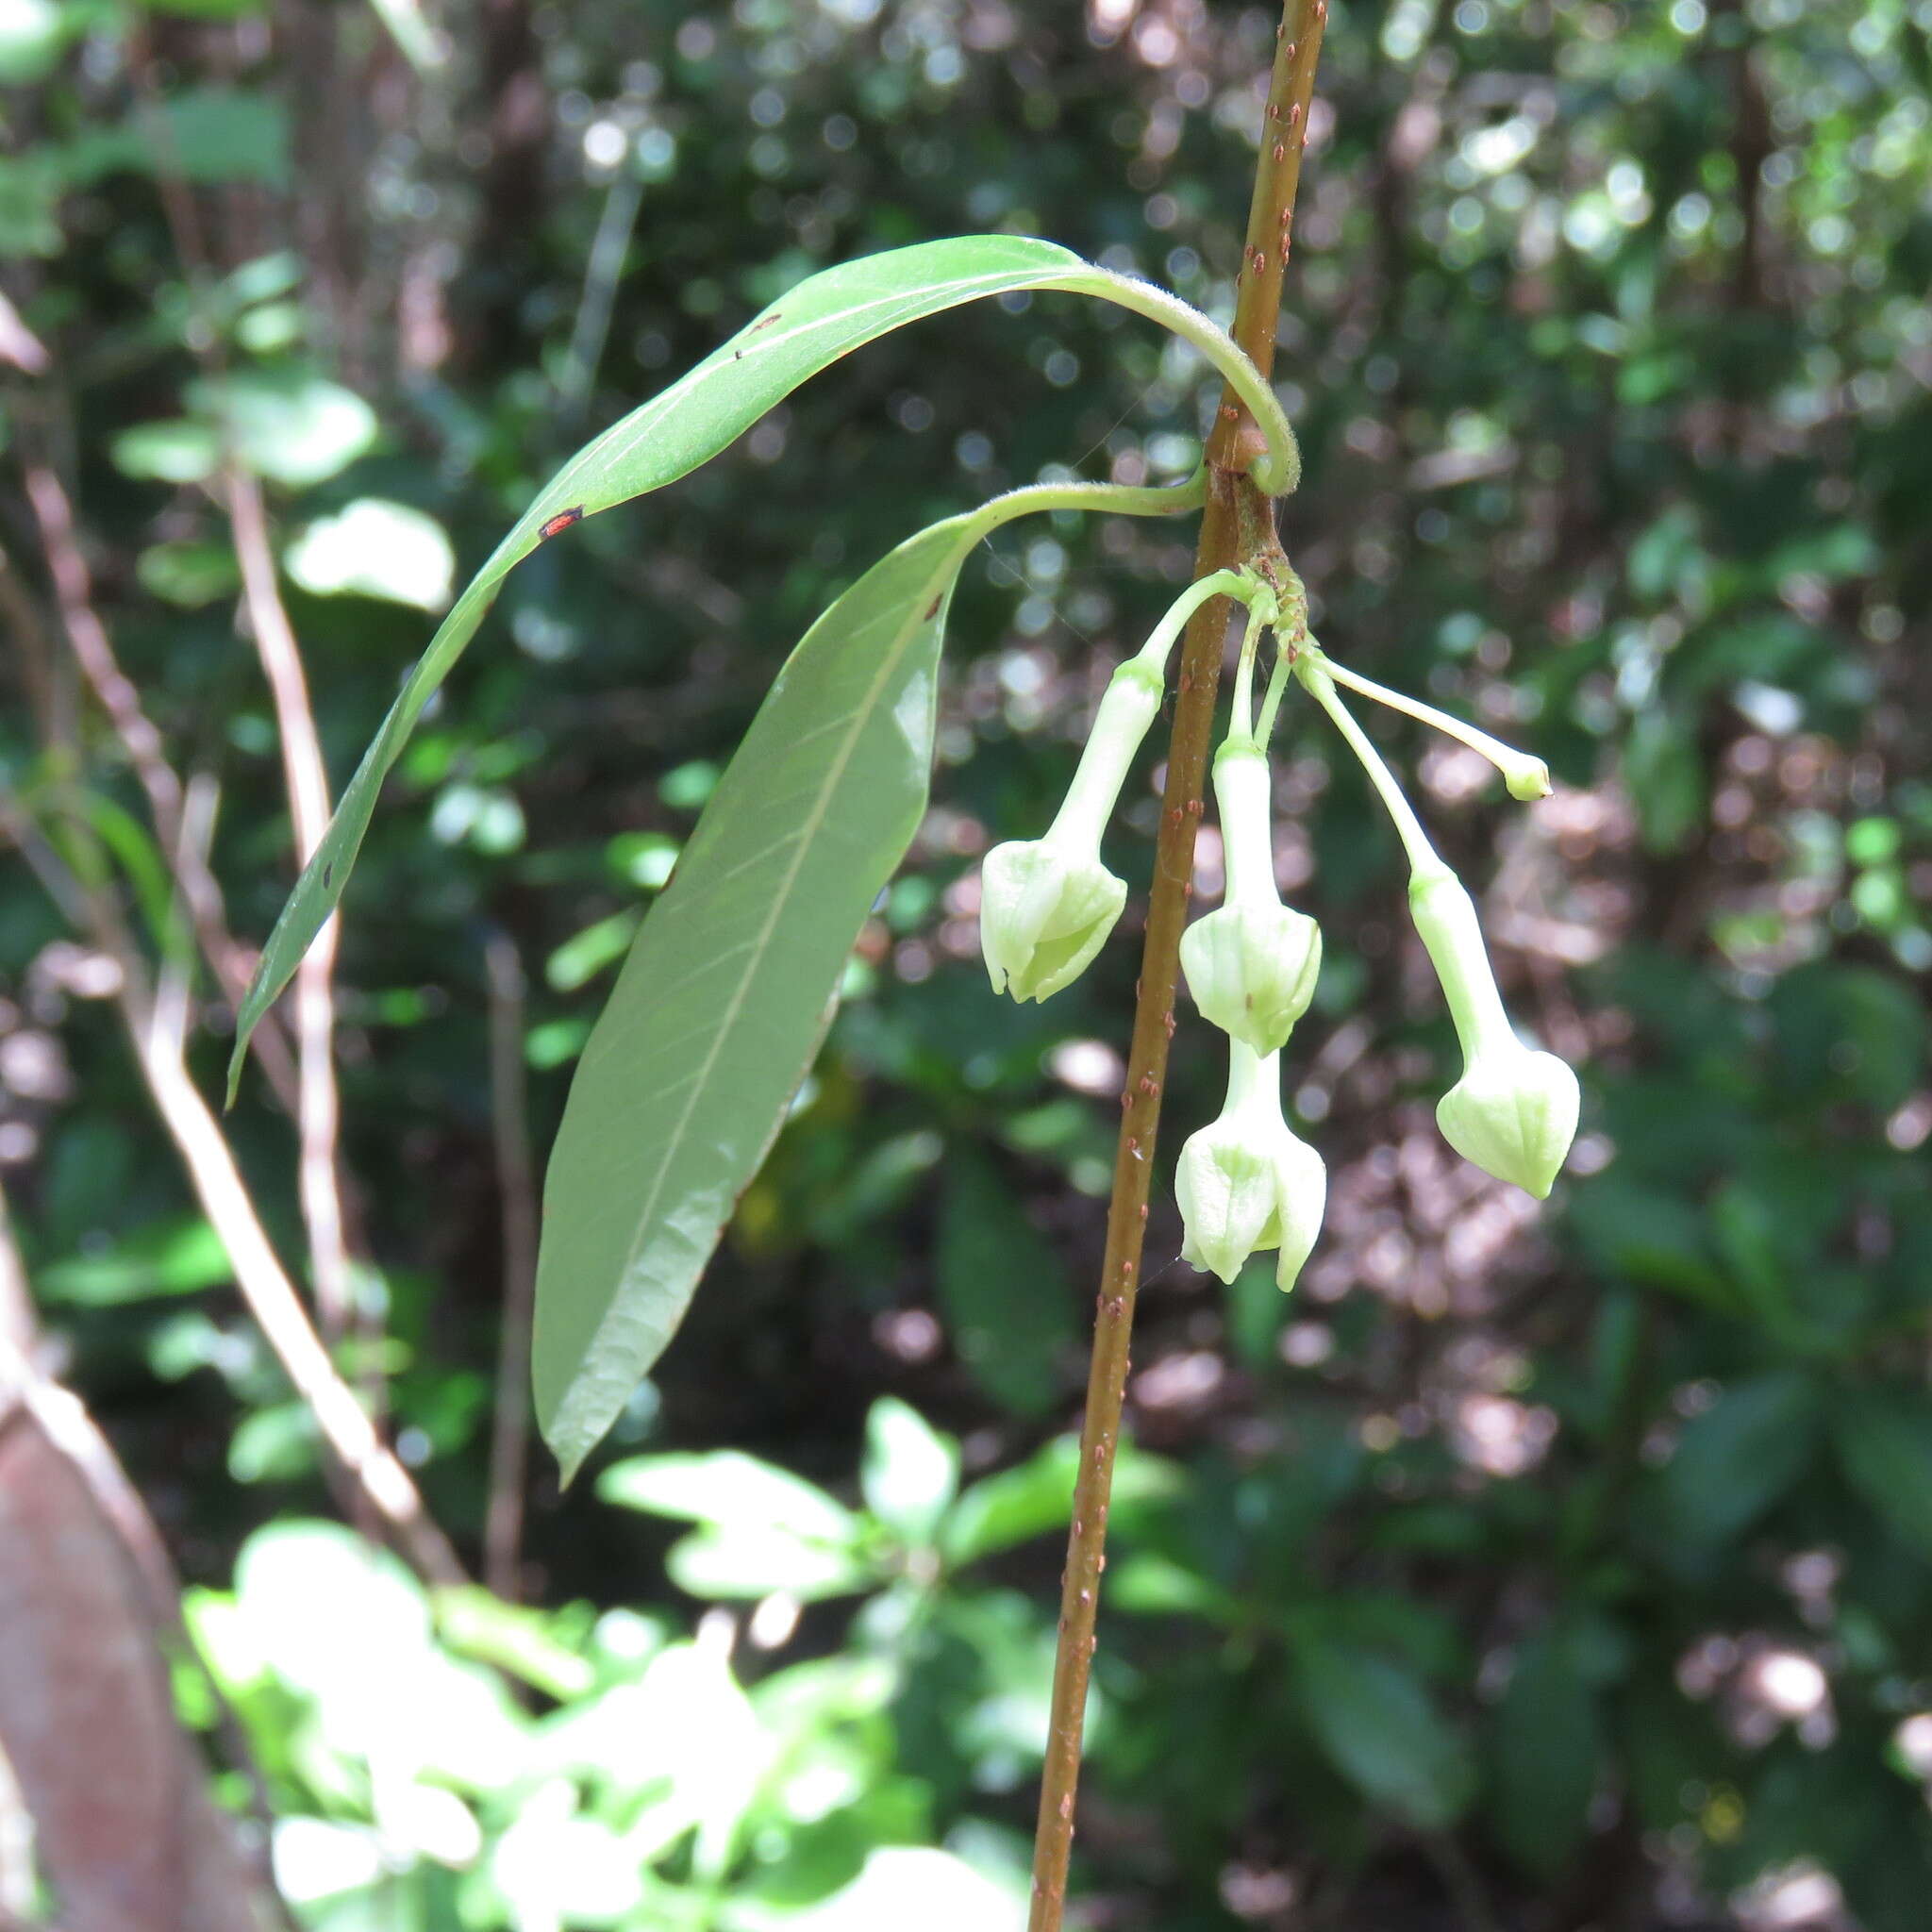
528, 475, 1193, 1480
528, 508, 974, 1480
227, 233, 1274, 1099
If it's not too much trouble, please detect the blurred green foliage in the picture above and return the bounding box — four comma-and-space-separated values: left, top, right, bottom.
2, 0, 1930, 1927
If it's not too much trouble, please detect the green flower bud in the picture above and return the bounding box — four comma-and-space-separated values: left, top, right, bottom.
1502, 754, 1553, 803
980, 659, 1162, 1004
1181, 743, 1321, 1054
1408, 867, 1579, 1198
1175, 1042, 1326, 1291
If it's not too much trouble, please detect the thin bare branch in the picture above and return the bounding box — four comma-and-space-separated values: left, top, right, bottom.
75, 889, 463, 1586
8, 474, 302, 1114
224, 469, 357, 1351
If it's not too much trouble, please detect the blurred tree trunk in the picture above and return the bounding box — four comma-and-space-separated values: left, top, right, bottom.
0, 1203, 279, 1932
456, 0, 550, 372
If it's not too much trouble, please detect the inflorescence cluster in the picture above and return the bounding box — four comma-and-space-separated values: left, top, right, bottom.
979, 565, 1579, 1292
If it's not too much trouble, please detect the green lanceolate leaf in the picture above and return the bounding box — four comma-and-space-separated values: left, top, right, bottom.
225, 234, 1294, 1100
531, 475, 1196, 1481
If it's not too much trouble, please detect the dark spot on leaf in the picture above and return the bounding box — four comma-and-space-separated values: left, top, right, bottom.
750, 310, 784, 330
924, 595, 941, 620
322, 862, 333, 888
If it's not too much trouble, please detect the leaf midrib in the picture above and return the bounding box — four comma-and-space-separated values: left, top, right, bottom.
555, 267, 1053, 507
599, 535, 965, 1318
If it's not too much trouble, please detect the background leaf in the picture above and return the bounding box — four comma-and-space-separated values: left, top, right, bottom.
1292, 1636, 1475, 1832
1488, 1626, 1601, 1879
935, 1143, 1075, 1419
1834, 1396, 1932, 1563
861, 1397, 959, 1546
1647, 1372, 1821, 1555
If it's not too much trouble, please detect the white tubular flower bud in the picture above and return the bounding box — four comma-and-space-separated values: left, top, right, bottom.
979, 658, 1163, 1004
1174, 1042, 1326, 1292
1180, 742, 1322, 1055
1408, 867, 1579, 1199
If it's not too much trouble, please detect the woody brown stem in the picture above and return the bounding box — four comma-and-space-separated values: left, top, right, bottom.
1024, 7, 1329, 1928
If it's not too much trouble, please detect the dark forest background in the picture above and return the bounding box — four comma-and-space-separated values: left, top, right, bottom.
2, 2, 1930, 1928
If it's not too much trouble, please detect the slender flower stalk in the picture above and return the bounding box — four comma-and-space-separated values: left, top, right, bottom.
1310, 647, 1550, 800
983, 573, 1274, 1005
1295, 651, 1444, 872
1128, 568, 1257, 676
1181, 741, 1321, 1055
1297, 653, 1578, 1197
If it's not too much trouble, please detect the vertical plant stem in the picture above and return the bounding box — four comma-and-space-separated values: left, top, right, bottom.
1025, 8, 1328, 1928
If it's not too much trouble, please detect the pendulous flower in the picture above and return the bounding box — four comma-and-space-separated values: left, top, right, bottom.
980, 658, 1164, 1004
1175, 1040, 1325, 1291
1408, 867, 1579, 1198
1180, 741, 1321, 1055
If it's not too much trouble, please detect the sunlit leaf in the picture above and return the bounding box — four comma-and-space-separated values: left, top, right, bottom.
939, 1435, 1183, 1570
530, 475, 1190, 1481
228, 233, 1253, 1099
860, 1397, 959, 1546
193, 368, 377, 488
283, 497, 456, 610
597, 1449, 863, 1547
